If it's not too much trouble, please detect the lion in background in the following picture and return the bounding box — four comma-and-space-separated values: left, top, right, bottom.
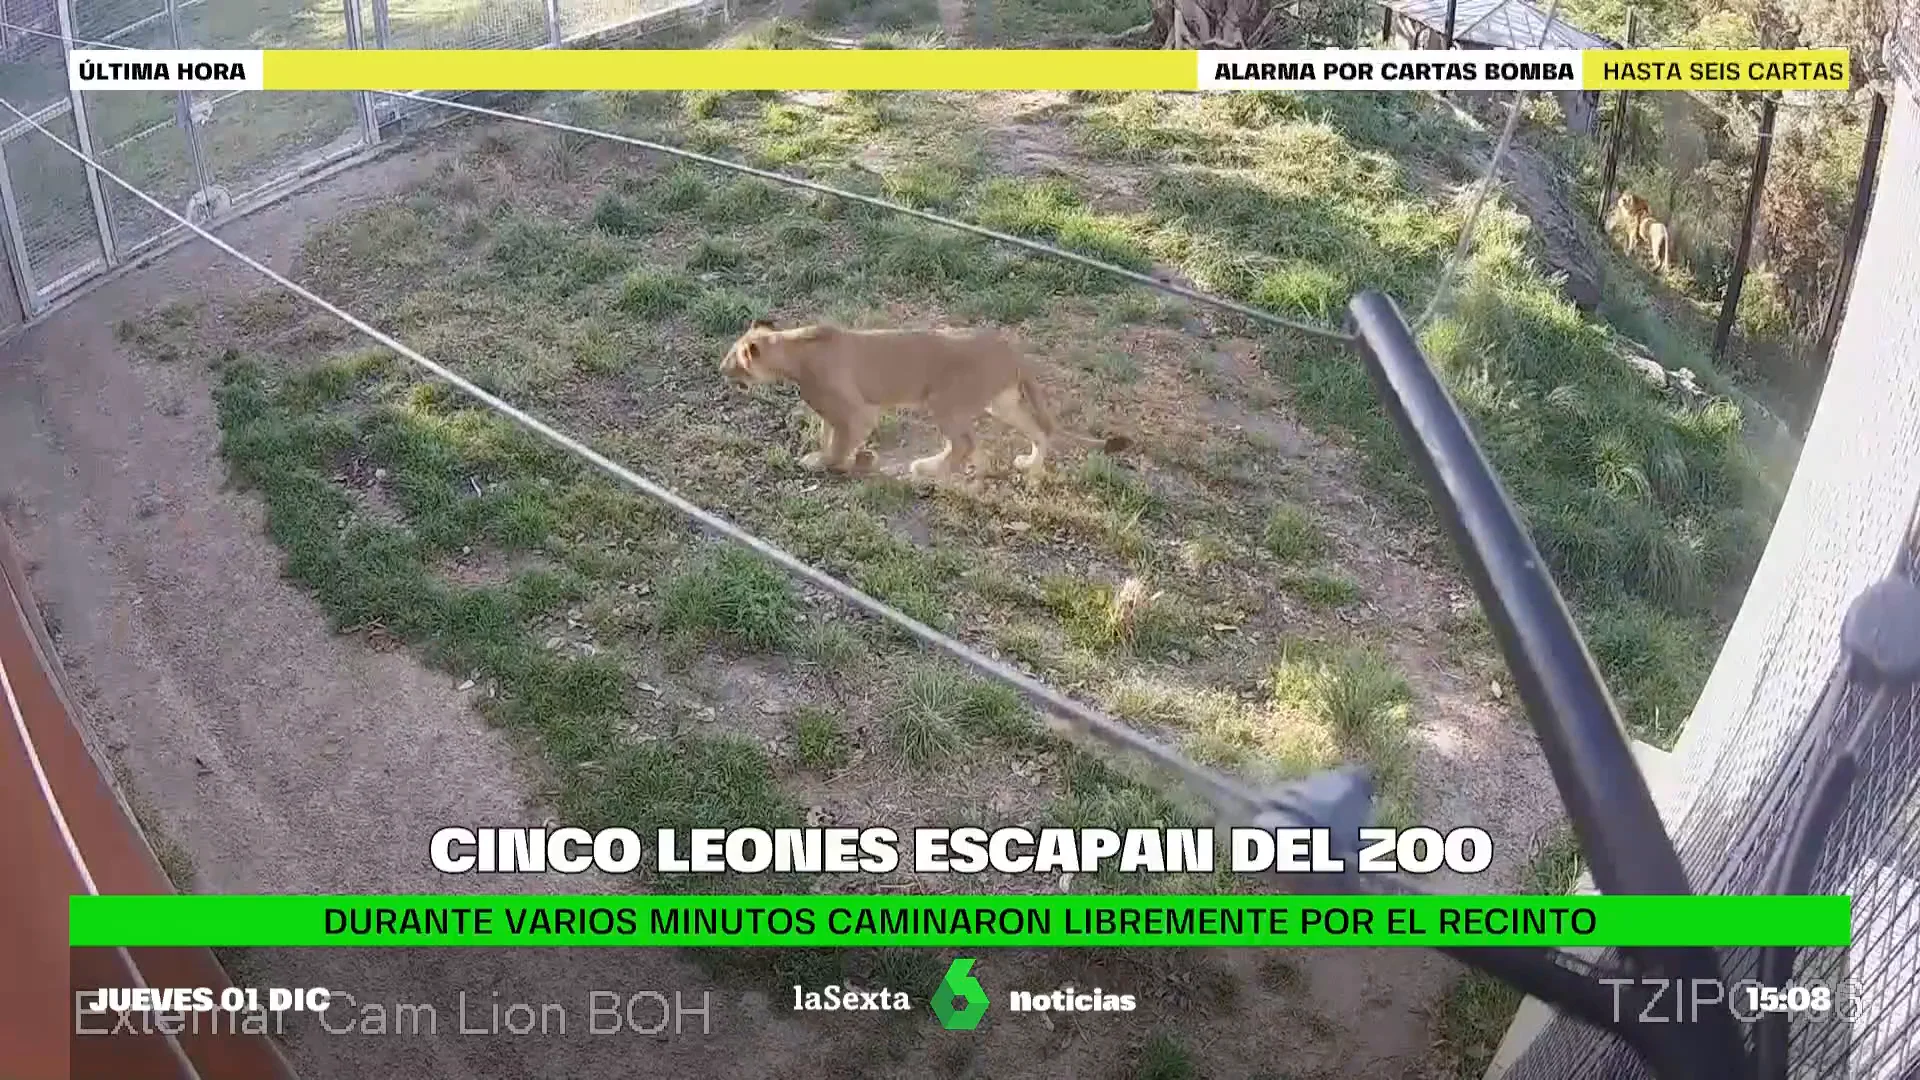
1610, 191, 1673, 273
719, 319, 1130, 484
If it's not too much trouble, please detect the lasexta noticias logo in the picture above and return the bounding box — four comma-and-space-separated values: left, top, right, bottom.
930, 958, 988, 1031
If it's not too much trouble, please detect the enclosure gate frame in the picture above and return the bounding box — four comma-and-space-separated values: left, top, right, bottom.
53, 0, 121, 269
343, 0, 382, 148
168, 0, 220, 217
0, 143, 35, 318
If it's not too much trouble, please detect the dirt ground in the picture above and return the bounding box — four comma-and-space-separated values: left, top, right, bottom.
2, 144, 824, 1080
1, 110, 1565, 1076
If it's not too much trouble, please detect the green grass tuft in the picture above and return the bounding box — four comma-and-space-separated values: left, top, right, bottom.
1282, 569, 1360, 609
1043, 576, 1191, 658
591, 191, 659, 237
616, 268, 694, 319
690, 289, 769, 337
659, 545, 798, 651
686, 237, 746, 272
1131, 1033, 1197, 1080
885, 664, 968, 769
1261, 503, 1327, 564
792, 706, 850, 772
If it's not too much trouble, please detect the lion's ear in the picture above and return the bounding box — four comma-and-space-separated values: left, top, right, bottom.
750, 318, 776, 331
743, 341, 760, 363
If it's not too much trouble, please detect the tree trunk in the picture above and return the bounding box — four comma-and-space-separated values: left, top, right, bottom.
1151, 0, 1291, 48
1150, 0, 1359, 50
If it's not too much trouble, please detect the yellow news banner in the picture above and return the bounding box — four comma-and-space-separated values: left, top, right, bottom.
251, 48, 1852, 93
1586, 48, 1848, 90
262, 49, 1190, 92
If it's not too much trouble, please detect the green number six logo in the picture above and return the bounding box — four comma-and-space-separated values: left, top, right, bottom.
931, 958, 989, 1031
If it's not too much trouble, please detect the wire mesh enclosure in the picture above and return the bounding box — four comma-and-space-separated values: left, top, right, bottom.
366, 0, 728, 126
1498, 47, 1920, 1080
0, 0, 728, 318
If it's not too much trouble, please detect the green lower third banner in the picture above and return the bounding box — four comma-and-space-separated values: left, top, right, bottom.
70, 895, 1847, 948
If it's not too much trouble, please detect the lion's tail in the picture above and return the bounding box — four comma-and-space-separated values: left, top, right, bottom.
1014, 367, 1060, 441
1017, 365, 1132, 455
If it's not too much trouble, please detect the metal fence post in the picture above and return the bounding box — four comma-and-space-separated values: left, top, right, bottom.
51, 0, 119, 267
164, 0, 215, 214
0, 151, 38, 313
366, 0, 397, 128
343, 0, 381, 145
545, 0, 564, 48
1814, 90, 1888, 373
1712, 94, 1777, 361
1594, 8, 1636, 224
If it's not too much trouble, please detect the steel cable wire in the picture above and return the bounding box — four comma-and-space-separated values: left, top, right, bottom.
1414, 0, 1565, 334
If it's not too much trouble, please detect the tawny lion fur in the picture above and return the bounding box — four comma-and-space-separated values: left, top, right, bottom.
1611, 192, 1672, 273
719, 319, 1130, 482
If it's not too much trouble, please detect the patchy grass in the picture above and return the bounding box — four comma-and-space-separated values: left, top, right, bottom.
1273, 643, 1417, 823
209, 350, 801, 892
1030, 87, 1780, 748
616, 268, 695, 319
1429, 968, 1524, 1079
1427, 826, 1591, 1077
1080, 452, 1164, 520
883, 660, 1042, 770
1043, 576, 1194, 658
1261, 502, 1327, 564
180, 71, 1759, 887
116, 300, 203, 364
1282, 569, 1361, 609
792, 705, 851, 772
794, 621, 865, 671
885, 662, 971, 768
659, 545, 798, 651
1129, 1032, 1198, 1080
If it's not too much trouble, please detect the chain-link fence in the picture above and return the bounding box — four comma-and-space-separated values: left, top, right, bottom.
0, 0, 728, 319
1497, 39, 1920, 1079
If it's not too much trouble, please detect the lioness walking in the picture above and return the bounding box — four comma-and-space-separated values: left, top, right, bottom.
719, 319, 1129, 482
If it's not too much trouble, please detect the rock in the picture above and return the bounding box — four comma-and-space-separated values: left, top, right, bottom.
1562, 267, 1604, 314
1623, 351, 1669, 388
